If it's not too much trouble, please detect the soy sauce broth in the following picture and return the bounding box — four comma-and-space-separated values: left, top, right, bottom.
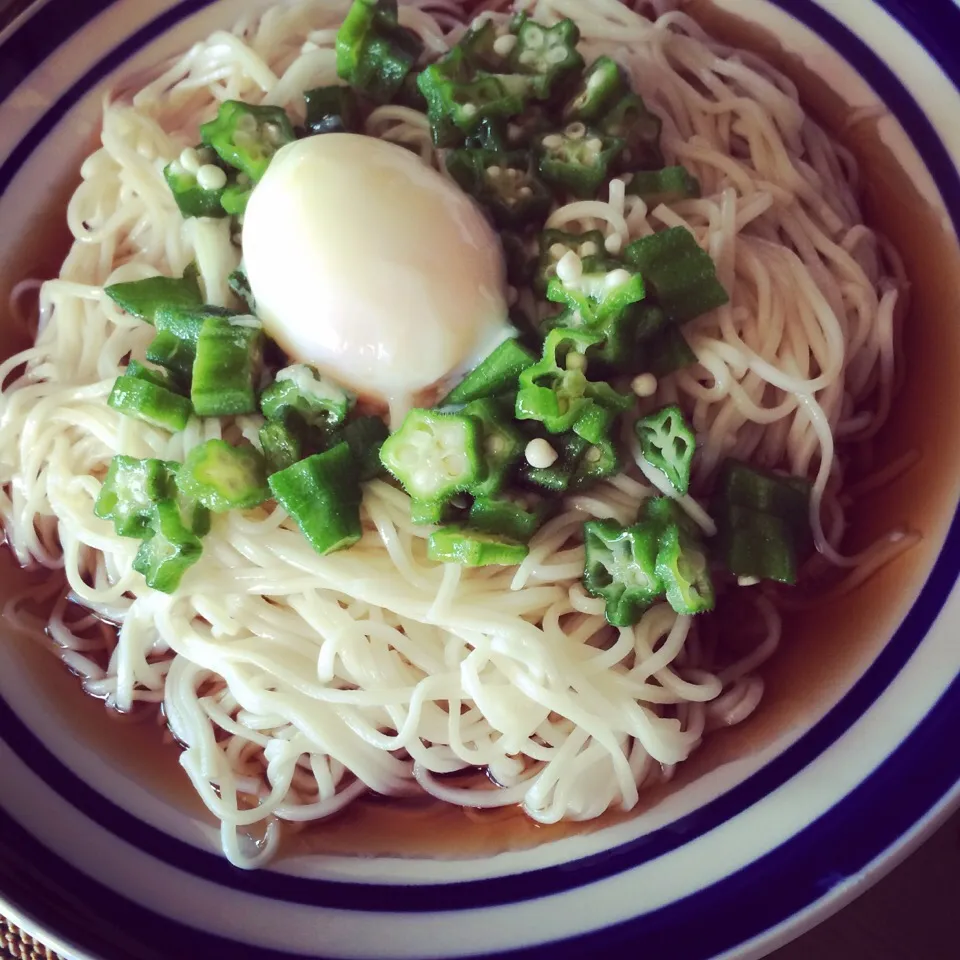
2, 2, 960, 860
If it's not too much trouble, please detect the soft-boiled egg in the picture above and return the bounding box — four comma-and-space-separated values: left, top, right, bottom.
242, 133, 509, 416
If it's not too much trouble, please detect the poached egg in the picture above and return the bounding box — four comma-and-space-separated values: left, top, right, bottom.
242, 133, 509, 416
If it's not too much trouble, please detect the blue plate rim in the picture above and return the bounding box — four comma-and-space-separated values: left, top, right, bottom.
1, 0, 960, 957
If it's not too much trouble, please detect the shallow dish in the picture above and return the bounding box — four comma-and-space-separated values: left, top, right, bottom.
2, 1, 960, 958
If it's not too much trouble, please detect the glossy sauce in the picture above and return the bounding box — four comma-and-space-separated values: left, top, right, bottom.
4, 5, 960, 861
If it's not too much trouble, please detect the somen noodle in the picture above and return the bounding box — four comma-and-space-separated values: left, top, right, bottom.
0, 0, 915, 868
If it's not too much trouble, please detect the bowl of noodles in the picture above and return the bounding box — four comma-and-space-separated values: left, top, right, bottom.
2, 0, 960, 957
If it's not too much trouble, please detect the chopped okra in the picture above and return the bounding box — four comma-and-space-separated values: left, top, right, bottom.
337, 0, 424, 104
268, 442, 363, 555
635, 405, 697, 495
132, 500, 204, 593
563, 55, 627, 124
260, 365, 352, 431
94, 456, 178, 538
104, 265, 203, 323
537, 124, 624, 198
507, 17, 584, 100
427, 527, 529, 566
200, 100, 295, 182
379, 408, 485, 502
177, 439, 269, 512
108, 361, 192, 433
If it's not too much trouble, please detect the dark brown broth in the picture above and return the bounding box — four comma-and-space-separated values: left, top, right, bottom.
3, 4, 960, 860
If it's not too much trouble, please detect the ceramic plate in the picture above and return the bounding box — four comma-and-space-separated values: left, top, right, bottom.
2, 1, 960, 958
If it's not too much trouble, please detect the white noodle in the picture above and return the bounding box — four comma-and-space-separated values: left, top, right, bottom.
0, 0, 909, 868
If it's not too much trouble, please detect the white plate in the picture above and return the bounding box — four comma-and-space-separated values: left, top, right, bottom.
2, 1, 960, 958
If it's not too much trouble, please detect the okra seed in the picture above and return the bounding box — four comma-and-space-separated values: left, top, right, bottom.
542, 133, 563, 150
579, 241, 598, 257
565, 122, 586, 140
565, 353, 587, 372
461, 103, 478, 118
556, 250, 583, 285
584, 446, 602, 463
196, 164, 228, 190
631, 373, 658, 397
519, 50, 537, 66
518, 185, 533, 197
737, 576, 761, 587
486, 165, 502, 178
605, 268, 632, 289
179, 147, 201, 175
585, 137, 603, 152
493, 34, 518, 57
546, 45, 568, 65
525, 438, 558, 469
549, 243, 568, 260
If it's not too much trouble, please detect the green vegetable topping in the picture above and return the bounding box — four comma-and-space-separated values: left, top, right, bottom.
190, 316, 262, 417
427, 527, 529, 566
132, 499, 204, 593
582, 496, 714, 625
546, 261, 646, 326
178, 439, 269, 512
108, 361, 192, 433
163, 151, 228, 219
507, 17, 584, 99
337, 0, 424, 103
442, 337, 536, 405
635, 404, 696, 495
625, 226, 729, 323
200, 100, 295, 181
468, 496, 543, 543
268, 442, 363, 555
535, 229, 607, 293
259, 420, 305, 475
227, 265, 255, 312
260, 365, 352, 431
380, 408, 484, 502
515, 328, 632, 443
583, 519, 663, 627
418, 49, 526, 135
655, 520, 714, 615
562, 55, 627, 124
341, 415, 390, 482
94, 455, 178, 538
104, 265, 202, 323
714, 459, 812, 585
537, 124, 624, 198
445, 148, 552, 228
627, 166, 701, 207
303, 85, 362, 135
636, 324, 698, 377
599, 93, 664, 172
463, 397, 525, 498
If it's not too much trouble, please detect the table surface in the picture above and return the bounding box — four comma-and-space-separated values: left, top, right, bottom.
1, 0, 959, 957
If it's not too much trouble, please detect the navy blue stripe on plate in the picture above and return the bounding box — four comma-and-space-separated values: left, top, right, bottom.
0, 0, 115, 103
3, 649, 959, 960
0, 0, 216, 195
0, 0, 959, 954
